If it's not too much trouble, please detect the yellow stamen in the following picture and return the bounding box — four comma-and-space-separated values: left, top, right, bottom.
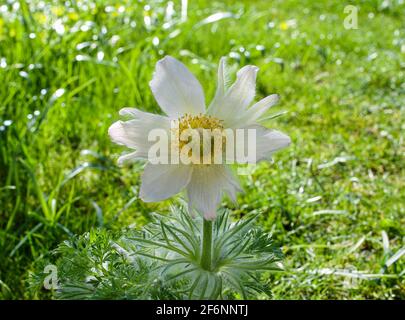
172, 113, 226, 164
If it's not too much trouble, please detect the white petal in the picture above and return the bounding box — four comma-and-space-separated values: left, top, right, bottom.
117, 150, 154, 166
208, 57, 230, 115
228, 65, 258, 109
229, 125, 290, 163
187, 165, 241, 220
150, 56, 206, 118
108, 121, 138, 149
108, 108, 171, 163
226, 94, 279, 128
210, 65, 258, 127
118, 107, 171, 127
249, 126, 291, 162
249, 94, 279, 119
117, 151, 139, 165
256, 128, 291, 160
139, 164, 193, 202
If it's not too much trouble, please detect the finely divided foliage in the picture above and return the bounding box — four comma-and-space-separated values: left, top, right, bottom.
31, 207, 281, 299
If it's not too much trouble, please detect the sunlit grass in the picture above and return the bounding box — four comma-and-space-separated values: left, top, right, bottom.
0, 0, 404, 299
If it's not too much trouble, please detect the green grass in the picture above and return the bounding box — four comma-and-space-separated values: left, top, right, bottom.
0, 0, 404, 299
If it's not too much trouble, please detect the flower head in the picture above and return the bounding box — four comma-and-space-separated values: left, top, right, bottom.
109, 56, 290, 220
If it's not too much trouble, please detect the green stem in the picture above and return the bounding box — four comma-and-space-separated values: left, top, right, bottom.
200, 219, 213, 271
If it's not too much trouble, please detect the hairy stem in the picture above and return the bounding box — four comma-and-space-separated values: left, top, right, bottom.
200, 219, 213, 271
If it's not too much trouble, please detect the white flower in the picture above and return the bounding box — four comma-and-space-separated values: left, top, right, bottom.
109, 56, 290, 220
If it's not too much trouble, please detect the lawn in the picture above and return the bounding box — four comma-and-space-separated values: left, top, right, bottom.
0, 0, 404, 299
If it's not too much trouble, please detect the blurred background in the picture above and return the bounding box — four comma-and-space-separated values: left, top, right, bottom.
0, 0, 404, 299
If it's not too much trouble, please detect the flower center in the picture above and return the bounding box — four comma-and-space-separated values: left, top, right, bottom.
178, 114, 224, 131
172, 114, 226, 164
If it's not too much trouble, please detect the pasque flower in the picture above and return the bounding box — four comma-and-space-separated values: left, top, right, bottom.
109, 56, 290, 220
